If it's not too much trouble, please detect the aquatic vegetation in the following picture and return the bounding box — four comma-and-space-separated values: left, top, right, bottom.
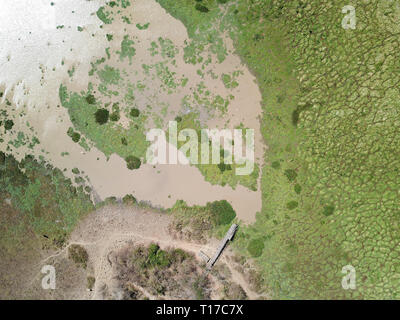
158, 0, 400, 299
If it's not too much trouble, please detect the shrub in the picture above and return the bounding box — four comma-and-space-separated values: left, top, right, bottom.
284, 169, 297, 182
71, 132, 81, 143
68, 244, 89, 268
147, 243, 171, 268
207, 200, 236, 226
110, 111, 120, 121
130, 108, 140, 118
323, 205, 335, 216
95, 108, 109, 125
4, 120, 14, 131
87, 276, 95, 290
218, 163, 232, 173
247, 238, 264, 258
122, 194, 137, 205
126, 155, 141, 170
195, 4, 209, 12
294, 183, 302, 194
271, 161, 280, 169
86, 94, 96, 105
286, 200, 298, 210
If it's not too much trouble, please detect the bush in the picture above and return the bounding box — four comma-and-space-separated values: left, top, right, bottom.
130, 108, 140, 118
71, 132, 81, 143
218, 163, 232, 173
87, 276, 95, 290
247, 238, 264, 258
286, 200, 298, 210
195, 4, 209, 12
294, 183, 302, 194
4, 120, 14, 131
86, 94, 96, 105
126, 155, 141, 170
95, 108, 110, 125
207, 200, 236, 226
122, 194, 137, 205
110, 111, 120, 121
323, 205, 335, 216
284, 169, 297, 182
147, 244, 171, 268
271, 161, 280, 169
68, 244, 89, 268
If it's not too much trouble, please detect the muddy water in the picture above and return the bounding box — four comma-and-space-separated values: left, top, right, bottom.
0, 0, 264, 223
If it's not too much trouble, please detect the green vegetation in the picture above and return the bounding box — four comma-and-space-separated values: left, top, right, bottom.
130, 108, 140, 118
136, 23, 150, 30
125, 155, 141, 170
247, 238, 264, 258
173, 114, 259, 191
0, 153, 93, 251
4, 120, 14, 131
87, 276, 95, 290
169, 200, 237, 242
207, 200, 236, 226
94, 108, 110, 125
157, 0, 400, 299
59, 84, 148, 162
114, 243, 210, 299
96, 6, 113, 24
122, 194, 137, 205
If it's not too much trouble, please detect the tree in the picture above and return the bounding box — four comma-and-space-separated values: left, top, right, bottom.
130, 108, 140, 118
126, 155, 141, 170
207, 200, 236, 226
94, 108, 109, 125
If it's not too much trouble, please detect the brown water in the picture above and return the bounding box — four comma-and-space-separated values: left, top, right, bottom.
0, 0, 264, 223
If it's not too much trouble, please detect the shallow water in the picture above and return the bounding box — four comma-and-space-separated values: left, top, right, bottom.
0, 0, 264, 223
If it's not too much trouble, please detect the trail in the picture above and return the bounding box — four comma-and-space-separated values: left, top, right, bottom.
33, 204, 261, 300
